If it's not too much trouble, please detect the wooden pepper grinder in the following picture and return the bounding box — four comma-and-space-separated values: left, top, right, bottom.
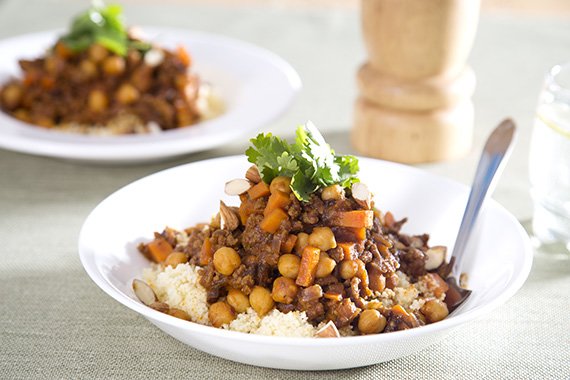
352, 0, 480, 163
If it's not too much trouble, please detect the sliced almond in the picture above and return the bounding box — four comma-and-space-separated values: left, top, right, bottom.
316, 320, 340, 338
351, 182, 372, 209
425, 246, 447, 271
224, 178, 251, 196
245, 165, 261, 184
149, 302, 170, 313
220, 201, 240, 231
132, 279, 157, 306
459, 272, 469, 288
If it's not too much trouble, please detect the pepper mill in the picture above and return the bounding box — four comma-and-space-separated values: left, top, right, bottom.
352, 0, 480, 163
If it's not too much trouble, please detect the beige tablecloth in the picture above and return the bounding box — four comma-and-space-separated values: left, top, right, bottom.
1, 1, 569, 378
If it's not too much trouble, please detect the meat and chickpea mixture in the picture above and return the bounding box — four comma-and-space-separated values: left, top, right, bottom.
134, 123, 454, 337
0, 3, 221, 135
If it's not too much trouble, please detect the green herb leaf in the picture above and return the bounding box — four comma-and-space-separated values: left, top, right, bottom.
58, 1, 130, 56
245, 122, 359, 202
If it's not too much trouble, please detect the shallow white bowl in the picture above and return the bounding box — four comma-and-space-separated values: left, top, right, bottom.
78, 156, 533, 370
0, 29, 301, 163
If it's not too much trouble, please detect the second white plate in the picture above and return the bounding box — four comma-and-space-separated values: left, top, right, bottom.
0, 28, 301, 163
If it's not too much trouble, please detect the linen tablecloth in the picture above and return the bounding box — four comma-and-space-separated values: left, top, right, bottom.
1, 1, 569, 378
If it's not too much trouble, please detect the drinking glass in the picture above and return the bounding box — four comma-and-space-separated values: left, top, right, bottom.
528, 62, 570, 252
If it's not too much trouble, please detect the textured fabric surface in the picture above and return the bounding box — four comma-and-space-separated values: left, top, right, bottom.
1, 1, 570, 379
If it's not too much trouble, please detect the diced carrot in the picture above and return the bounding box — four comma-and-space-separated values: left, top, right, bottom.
264, 191, 290, 216
323, 292, 342, 302
176, 45, 191, 66
296, 246, 320, 287
146, 238, 174, 263
356, 259, 372, 297
332, 210, 373, 229
352, 227, 367, 241
238, 200, 251, 225
247, 181, 270, 200
23, 71, 39, 87
337, 242, 355, 261
199, 237, 213, 266
280, 234, 298, 254
55, 41, 72, 58
391, 304, 409, 316
260, 208, 288, 233
41, 77, 55, 90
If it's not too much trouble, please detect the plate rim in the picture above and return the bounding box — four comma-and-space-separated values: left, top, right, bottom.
0, 28, 302, 162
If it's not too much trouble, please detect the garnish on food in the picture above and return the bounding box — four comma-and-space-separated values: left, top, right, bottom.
246, 121, 360, 201
58, 1, 149, 56
134, 123, 455, 337
0, 1, 222, 134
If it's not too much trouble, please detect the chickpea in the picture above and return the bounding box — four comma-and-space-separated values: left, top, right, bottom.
226, 288, 250, 313
271, 276, 299, 304
116, 83, 140, 105
278, 254, 300, 279
208, 301, 236, 327
249, 286, 274, 317
13, 108, 30, 122
321, 184, 345, 201
88, 43, 108, 63
88, 90, 108, 113
358, 309, 387, 334
339, 260, 358, 279
164, 251, 188, 268
102, 55, 126, 76
420, 299, 449, 323
213, 247, 241, 276
294, 233, 309, 256
315, 252, 336, 278
270, 176, 292, 194
309, 227, 337, 251
34, 116, 54, 128
168, 308, 191, 321
79, 60, 98, 79
1, 84, 22, 109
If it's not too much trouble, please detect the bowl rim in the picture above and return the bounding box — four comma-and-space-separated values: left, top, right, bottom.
78, 155, 533, 346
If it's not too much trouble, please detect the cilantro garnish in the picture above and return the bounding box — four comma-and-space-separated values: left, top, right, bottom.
59, 1, 151, 56
245, 122, 360, 202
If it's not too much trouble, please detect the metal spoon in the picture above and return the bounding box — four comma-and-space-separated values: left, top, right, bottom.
444, 118, 517, 312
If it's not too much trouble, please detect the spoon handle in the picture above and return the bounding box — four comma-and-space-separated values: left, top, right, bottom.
451, 119, 517, 277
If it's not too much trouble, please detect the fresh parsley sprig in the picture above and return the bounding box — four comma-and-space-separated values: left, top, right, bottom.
246, 122, 360, 202
59, 1, 151, 56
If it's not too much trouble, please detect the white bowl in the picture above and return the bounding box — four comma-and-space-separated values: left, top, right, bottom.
0, 29, 301, 163
78, 156, 533, 370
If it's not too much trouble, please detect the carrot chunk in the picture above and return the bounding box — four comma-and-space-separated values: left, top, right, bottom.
260, 208, 288, 233
352, 227, 367, 241
296, 246, 321, 287
337, 242, 356, 261
323, 292, 342, 302
238, 198, 254, 225
247, 181, 270, 200
146, 238, 174, 263
199, 237, 213, 266
356, 259, 372, 297
281, 234, 298, 254
176, 45, 191, 66
332, 210, 373, 229
264, 191, 290, 216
